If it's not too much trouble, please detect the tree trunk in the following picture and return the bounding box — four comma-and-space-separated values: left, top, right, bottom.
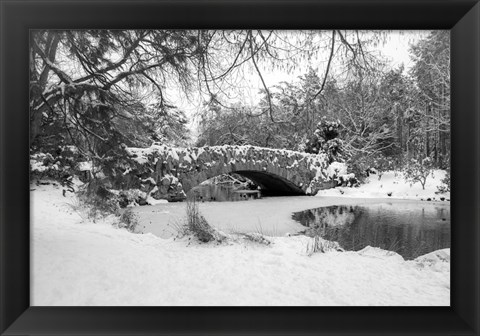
395, 103, 403, 151
425, 104, 430, 158
30, 109, 43, 146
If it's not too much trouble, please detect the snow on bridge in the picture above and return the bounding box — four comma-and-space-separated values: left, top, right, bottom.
123, 144, 341, 201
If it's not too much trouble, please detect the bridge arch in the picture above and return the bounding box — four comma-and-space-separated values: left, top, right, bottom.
124, 144, 337, 201
231, 171, 304, 196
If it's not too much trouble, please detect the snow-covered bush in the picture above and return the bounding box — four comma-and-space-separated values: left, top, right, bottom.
436, 168, 451, 193
335, 173, 358, 187
323, 138, 346, 163
325, 162, 358, 187
403, 157, 434, 190
326, 162, 348, 179
304, 117, 349, 163
117, 189, 148, 208
30, 146, 90, 183
30, 152, 66, 180
118, 209, 140, 233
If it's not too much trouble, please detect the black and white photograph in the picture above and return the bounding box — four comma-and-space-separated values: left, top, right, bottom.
29, 29, 451, 306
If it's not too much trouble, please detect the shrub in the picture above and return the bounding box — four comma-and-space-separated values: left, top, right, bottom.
403, 157, 434, 190
335, 173, 358, 187
30, 146, 86, 182
437, 168, 451, 193
347, 157, 370, 183
304, 117, 350, 163
118, 208, 140, 233
371, 154, 397, 180
78, 179, 120, 222
65, 178, 141, 232
118, 189, 148, 208
30, 152, 66, 181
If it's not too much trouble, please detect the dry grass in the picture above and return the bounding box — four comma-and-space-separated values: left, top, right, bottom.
178, 197, 227, 243
64, 196, 90, 222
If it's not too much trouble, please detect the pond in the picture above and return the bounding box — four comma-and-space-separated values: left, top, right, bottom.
292, 202, 450, 260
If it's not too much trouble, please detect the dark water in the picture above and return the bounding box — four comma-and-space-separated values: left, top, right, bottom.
292, 202, 450, 260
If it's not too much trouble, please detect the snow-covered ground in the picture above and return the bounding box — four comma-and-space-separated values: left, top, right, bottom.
317, 170, 450, 200
31, 178, 450, 306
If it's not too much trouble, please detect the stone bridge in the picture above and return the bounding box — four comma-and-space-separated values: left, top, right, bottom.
121, 144, 341, 201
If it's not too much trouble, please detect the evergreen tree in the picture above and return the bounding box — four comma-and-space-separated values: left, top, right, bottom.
305, 117, 348, 163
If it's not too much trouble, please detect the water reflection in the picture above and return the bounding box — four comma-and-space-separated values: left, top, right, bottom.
292, 203, 450, 260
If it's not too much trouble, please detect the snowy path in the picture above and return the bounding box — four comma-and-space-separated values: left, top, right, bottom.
31, 184, 450, 306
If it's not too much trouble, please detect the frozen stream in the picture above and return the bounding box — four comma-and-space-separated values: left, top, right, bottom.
132, 196, 448, 239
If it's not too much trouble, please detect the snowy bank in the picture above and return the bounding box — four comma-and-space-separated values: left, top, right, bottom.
316, 170, 450, 200
31, 184, 449, 306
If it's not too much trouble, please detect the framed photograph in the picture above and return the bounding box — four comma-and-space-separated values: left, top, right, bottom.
1, 0, 479, 335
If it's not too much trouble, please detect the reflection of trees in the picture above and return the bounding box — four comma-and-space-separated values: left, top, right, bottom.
292, 205, 356, 233
293, 204, 450, 260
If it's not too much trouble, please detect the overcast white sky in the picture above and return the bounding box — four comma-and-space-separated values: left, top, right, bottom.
260, 31, 426, 87
381, 30, 428, 68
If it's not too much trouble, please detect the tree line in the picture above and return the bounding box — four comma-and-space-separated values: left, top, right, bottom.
30, 30, 449, 182
196, 31, 450, 179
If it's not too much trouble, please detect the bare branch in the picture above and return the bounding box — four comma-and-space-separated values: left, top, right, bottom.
248, 31, 276, 123
311, 30, 336, 102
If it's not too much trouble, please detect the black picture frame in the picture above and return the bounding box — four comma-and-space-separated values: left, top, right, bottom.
1, 0, 479, 335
